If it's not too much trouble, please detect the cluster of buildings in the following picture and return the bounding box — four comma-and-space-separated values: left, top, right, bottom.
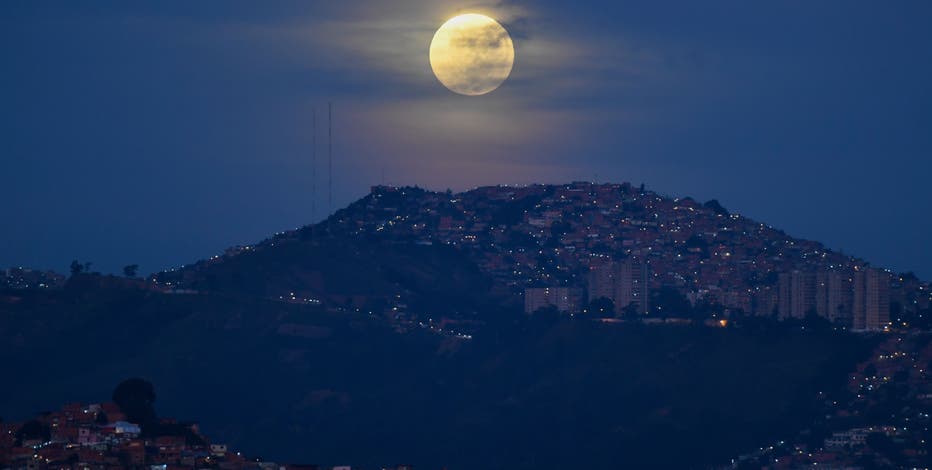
585, 259, 651, 315
728, 425, 922, 469
0, 402, 401, 470
1, 401, 229, 469
726, 333, 932, 468
146, 182, 930, 333
524, 258, 651, 317
338, 183, 926, 331
0, 268, 65, 290
774, 268, 892, 330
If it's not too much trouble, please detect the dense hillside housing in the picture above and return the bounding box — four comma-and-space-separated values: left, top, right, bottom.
150, 182, 930, 332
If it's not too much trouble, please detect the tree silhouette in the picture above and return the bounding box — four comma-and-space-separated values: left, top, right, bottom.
587, 297, 615, 318
123, 264, 139, 278
16, 420, 50, 445
621, 302, 639, 317
69, 260, 84, 277
704, 199, 730, 216
651, 287, 693, 318
112, 378, 157, 430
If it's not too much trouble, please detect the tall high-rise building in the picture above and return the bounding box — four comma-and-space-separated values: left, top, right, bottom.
751, 285, 778, 317
635, 261, 651, 315
524, 287, 583, 314
778, 271, 815, 319
792, 271, 816, 318
815, 271, 852, 323
778, 273, 792, 319
853, 268, 890, 331
586, 259, 650, 315
588, 263, 615, 303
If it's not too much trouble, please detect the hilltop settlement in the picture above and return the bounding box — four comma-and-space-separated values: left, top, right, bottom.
148, 182, 930, 332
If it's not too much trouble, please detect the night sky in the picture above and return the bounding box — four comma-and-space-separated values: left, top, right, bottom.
2, 1, 930, 278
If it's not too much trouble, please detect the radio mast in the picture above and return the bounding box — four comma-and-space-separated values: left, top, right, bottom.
328, 102, 333, 216
312, 107, 317, 222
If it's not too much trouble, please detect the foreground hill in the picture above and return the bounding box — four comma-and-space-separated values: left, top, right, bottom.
1, 272, 874, 468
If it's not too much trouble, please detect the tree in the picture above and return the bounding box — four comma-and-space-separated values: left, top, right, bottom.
587, 297, 615, 318
651, 286, 693, 318
802, 312, 832, 331
16, 419, 50, 445
531, 305, 562, 322
112, 378, 157, 430
123, 264, 139, 278
70, 260, 84, 277
95, 410, 109, 425
704, 199, 730, 216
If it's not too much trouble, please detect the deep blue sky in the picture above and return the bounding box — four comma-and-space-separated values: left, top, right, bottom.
2, 1, 930, 278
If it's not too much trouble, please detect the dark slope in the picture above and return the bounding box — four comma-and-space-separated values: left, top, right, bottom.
0, 279, 870, 469
155, 234, 502, 316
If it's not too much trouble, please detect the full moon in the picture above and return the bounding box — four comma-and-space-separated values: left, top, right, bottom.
429, 13, 515, 96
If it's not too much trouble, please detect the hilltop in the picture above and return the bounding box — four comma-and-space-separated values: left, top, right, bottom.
152, 182, 931, 330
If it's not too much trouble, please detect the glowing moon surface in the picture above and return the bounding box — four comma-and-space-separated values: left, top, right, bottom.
429, 13, 515, 96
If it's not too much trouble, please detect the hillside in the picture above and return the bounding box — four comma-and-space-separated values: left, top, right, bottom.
0, 281, 872, 468
153, 182, 930, 328
2, 181, 929, 468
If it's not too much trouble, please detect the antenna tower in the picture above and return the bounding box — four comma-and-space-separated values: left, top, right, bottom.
327, 102, 333, 216
312, 107, 317, 222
